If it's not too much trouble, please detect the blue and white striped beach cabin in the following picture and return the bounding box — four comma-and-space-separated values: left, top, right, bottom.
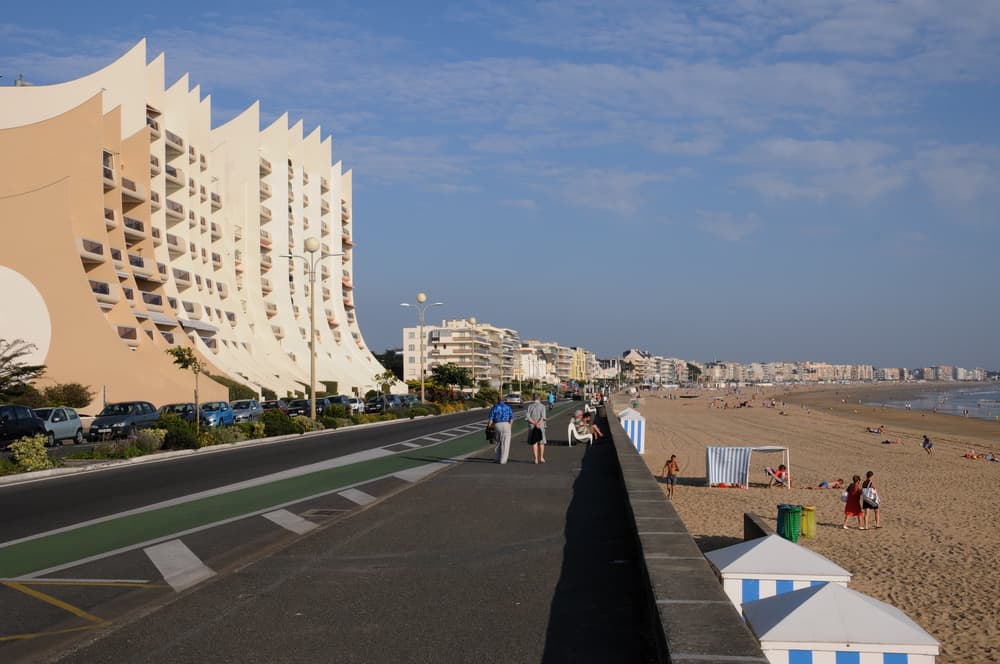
706, 445, 789, 487
743, 582, 939, 664
704, 535, 851, 609
617, 408, 645, 454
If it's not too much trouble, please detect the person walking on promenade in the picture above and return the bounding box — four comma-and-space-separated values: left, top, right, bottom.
842, 475, 865, 529
861, 470, 882, 529
489, 395, 515, 464
659, 454, 681, 499
525, 393, 547, 464
547, 391, 555, 410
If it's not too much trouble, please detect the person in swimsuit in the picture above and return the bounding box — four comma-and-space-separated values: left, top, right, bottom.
659, 454, 681, 499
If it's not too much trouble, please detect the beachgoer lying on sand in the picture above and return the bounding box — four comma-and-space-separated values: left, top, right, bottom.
866, 425, 885, 434
807, 479, 845, 489
881, 439, 902, 445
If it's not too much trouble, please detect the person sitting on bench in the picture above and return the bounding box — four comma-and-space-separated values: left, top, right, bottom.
568, 410, 593, 446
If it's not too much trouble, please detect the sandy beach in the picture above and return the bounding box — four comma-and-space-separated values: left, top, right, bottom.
632, 384, 1000, 664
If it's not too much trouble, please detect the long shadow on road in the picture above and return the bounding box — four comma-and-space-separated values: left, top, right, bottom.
542, 419, 659, 663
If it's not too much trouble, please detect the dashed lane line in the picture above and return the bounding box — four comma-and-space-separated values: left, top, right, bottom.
263, 509, 318, 535
393, 463, 450, 483
338, 488, 377, 506
144, 540, 215, 593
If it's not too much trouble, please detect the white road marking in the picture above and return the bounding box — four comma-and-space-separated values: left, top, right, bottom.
144, 540, 215, 592
394, 463, 446, 483
338, 488, 377, 506
399, 442, 422, 448
2, 577, 151, 584
263, 509, 317, 535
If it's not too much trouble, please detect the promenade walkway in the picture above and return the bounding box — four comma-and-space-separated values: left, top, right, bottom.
58, 407, 659, 663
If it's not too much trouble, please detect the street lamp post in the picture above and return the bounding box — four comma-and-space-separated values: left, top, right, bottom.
282, 237, 342, 420
468, 317, 477, 396
400, 293, 443, 403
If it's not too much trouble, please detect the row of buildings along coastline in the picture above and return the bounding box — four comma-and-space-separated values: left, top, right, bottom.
0, 40, 389, 407
400, 323, 991, 389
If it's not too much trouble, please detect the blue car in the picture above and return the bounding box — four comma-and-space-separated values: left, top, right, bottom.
200, 401, 235, 427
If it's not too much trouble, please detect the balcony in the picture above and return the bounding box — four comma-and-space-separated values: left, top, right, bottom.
151, 225, 162, 246
259, 228, 272, 248
104, 208, 118, 230
326, 310, 338, 327
164, 163, 184, 187
102, 164, 116, 190
271, 324, 285, 339
265, 302, 278, 318
188, 145, 197, 164
117, 325, 140, 348
200, 185, 207, 202
218, 282, 229, 299
261, 277, 273, 294
303, 172, 310, 186
320, 198, 330, 214
165, 130, 185, 153
343, 297, 354, 309
165, 199, 184, 221
210, 192, 222, 210
210, 222, 221, 240
141, 291, 164, 312
225, 311, 237, 327
233, 225, 243, 241
320, 176, 330, 193
260, 181, 272, 199
200, 153, 207, 171
212, 252, 222, 269
166, 233, 184, 255
302, 194, 310, 207
129, 253, 154, 279
146, 115, 161, 139
110, 247, 123, 267
123, 215, 147, 242
341, 275, 353, 289
188, 178, 196, 196
122, 286, 134, 302
172, 268, 192, 289
260, 253, 272, 271
150, 190, 161, 210
149, 154, 161, 175
302, 216, 310, 230
158, 262, 167, 277
260, 156, 272, 175
187, 210, 197, 228
342, 233, 354, 248
89, 280, 119, 307
259, 204, 272, 222
181, 300, 202, 320
77, 237, 105, 265
287, 163, 294, 180
341, 202, 350, 220
120, 177, 146, 202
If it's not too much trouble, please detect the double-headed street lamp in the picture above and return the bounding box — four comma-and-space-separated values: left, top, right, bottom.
282, 236, 342, 420
400, 293, 442, 403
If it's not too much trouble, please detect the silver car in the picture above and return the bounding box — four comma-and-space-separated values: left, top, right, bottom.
230, 399, 263, 423
34, 407, 85, 446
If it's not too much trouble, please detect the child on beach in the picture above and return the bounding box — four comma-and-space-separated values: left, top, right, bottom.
842, 475, 865, 529
922, 435, 933, 454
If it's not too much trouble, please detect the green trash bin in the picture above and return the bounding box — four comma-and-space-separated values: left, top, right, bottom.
801, 506, 817, 539
781, 505, 802, 543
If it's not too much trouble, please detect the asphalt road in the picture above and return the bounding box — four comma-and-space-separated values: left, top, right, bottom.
0, 408, 502, 542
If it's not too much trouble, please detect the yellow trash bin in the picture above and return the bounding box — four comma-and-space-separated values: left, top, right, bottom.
801, 506, 817, 539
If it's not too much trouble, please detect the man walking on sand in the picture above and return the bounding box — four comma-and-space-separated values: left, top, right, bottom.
489, 395, 515, 464
659, 455, 681, 499
525, 393, 547, 464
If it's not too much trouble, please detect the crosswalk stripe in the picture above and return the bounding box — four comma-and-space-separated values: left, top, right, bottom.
144, 539, 215, 592
338, 488, 377, 506
263, 509, 318, 535
400, 442, 422, 448
394, 463, 447, 483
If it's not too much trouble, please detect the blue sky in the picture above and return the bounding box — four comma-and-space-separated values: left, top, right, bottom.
3, 1, 999, 369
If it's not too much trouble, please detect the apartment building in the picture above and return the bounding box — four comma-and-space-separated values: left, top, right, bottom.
403, 318, 521, 389
0, 41, 385, 406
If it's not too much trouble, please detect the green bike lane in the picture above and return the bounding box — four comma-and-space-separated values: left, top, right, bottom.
0, 412, 555, 580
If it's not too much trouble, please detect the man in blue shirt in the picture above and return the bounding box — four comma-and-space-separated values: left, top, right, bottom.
489, 395, 515, 464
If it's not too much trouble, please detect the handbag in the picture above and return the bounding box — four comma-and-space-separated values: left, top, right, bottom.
861, 486, 879, 507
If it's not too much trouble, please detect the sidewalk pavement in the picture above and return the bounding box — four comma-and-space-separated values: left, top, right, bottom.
58, 408, 658, 664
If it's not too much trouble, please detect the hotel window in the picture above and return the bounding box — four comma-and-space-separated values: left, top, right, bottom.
408, 357, 414, 364
408, 331, 415, 339
408, 344, 415, 351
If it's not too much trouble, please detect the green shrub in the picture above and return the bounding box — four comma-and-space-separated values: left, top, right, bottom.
236, 421, 265, 440
160, 414, 199, 450
90, 441, 145, 459
0, 455, 17, 476
377, 413, 399, 422
364, 389, 379, 401
200, 426, 241, 446
476, 387, 500, 404
402, 406, 432, 419
322, 404, 350, 419
42, 382, 95, 408
9, 435, 55, 471
262, 409, 300, 437
135, 428, 167, 453
292, 416, 324, 432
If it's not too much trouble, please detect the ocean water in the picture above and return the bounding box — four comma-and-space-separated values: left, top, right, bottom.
873, 387, 1000, 422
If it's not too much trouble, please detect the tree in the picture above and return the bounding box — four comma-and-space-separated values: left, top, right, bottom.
42, 382, 95, 408
431, 363, 473, 390
373, 349, 403, 381
166, 347, 204, 435
373, 369, 398, 396
0, 338, 46, 401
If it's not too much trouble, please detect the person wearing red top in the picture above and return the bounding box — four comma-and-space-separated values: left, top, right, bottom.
842, 475, 865, 529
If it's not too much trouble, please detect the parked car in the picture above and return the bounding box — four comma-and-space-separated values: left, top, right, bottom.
396, 394, 420, 407
348, 397, 365, 414
200, 401, 235, 427
89, 401, 160, 441
364, 395, 406, 414
0, 404, 47, 449
286, 397, 333, 417
33, 407, 85, 446
504, 392, 524, 406
159, 403, 208, 426
230, 399, 262, 423
261, 399, 289, 415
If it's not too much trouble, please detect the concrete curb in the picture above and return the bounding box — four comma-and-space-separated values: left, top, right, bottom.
605, 397, 768, 664
0, 408, 488, 487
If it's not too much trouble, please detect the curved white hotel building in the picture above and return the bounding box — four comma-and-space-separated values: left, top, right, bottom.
0, 40, 386, 405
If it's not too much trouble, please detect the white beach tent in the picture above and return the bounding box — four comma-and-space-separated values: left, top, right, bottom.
706, 445, 789, 487
742, 582, 939, 664
704, 535, 851, 610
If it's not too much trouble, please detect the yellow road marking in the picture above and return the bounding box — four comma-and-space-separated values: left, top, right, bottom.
16, 580, 167, 589
2, 581, 105, 624
0, 624, 101, 642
